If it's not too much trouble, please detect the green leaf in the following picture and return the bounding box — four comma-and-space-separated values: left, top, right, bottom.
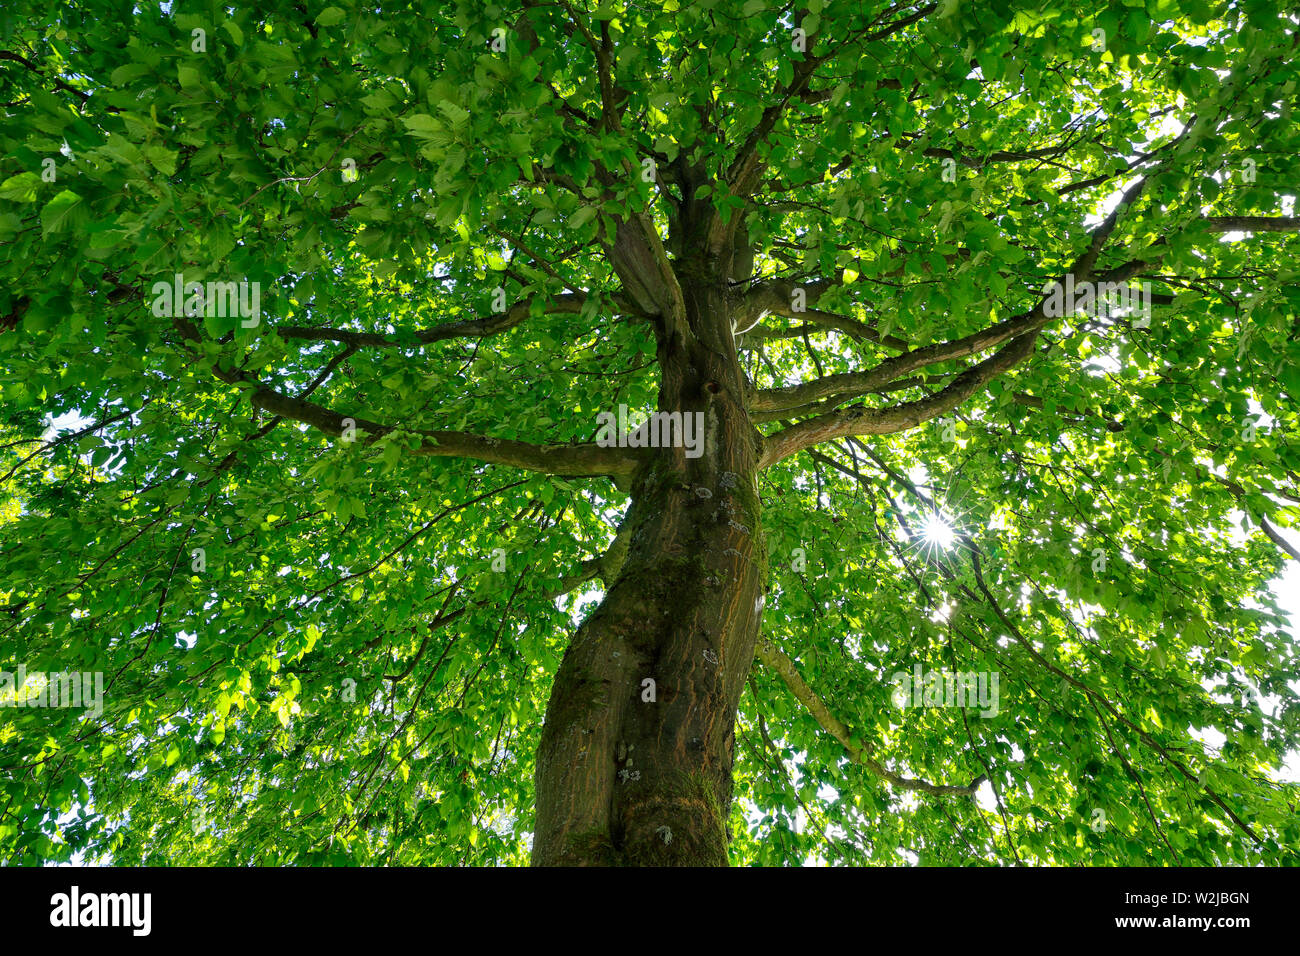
143, 146, 178, 176
40, 190, 86, 236
0, 172, 41, 202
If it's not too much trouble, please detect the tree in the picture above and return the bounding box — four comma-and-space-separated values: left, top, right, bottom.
1, 0, 1297, 867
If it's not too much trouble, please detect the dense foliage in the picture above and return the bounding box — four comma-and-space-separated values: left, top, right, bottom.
1, 0, 1297, 865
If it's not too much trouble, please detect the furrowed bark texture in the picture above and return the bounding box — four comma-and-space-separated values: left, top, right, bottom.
533, 237, 768, 865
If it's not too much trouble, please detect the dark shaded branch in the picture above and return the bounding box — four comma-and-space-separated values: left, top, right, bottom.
1201, 216, 1300, 233
173, 319, 641, 481
274, 293, 589, 349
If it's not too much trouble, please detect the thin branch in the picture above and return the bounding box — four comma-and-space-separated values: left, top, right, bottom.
755, 637, 984, 798
274, 292, 589, 349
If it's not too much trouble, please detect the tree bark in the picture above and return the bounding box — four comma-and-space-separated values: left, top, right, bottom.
532, 270, 768, 866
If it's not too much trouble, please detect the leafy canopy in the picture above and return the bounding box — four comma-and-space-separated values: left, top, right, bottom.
1, 0, 1298, 865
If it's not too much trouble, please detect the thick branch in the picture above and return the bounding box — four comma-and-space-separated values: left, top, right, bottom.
754, 177, 1156, 465
550, 521, 634, 597
174, 318, 639, 481
1262, 518, 1300, 562
244, 381, 639, 480
1201, 216, 1300, 233
758, 327, 1040, 468
610, 213, 688, 338
750, 304, 1043, 414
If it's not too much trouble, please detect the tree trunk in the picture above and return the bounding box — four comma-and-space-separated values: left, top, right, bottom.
532, 273, 767, 866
